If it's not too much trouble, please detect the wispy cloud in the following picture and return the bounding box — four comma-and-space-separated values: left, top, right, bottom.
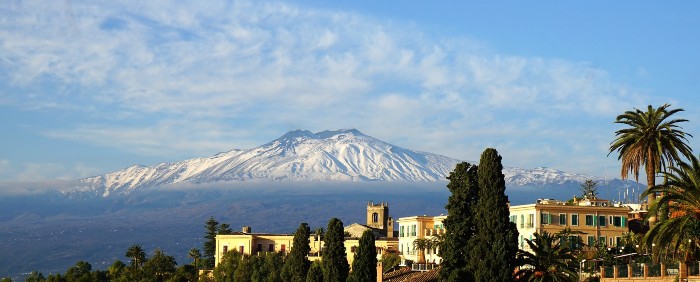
0, 0, 653, 177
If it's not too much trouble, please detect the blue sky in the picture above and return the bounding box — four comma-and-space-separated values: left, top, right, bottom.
1, 1, 699, 183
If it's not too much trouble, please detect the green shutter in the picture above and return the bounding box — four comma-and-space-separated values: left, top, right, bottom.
622, 217, 627, 227
548, 214, 552, 224
593, 216, 597, 226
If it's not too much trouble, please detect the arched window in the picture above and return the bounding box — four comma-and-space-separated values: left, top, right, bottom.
372, 212, 379, 223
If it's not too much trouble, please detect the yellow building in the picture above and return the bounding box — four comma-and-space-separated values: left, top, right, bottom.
215, 202, 399, 267
396, 214, 446, 265
509, 197, 631, 251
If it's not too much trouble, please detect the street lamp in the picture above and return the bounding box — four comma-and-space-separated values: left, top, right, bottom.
579, 259, 587, 282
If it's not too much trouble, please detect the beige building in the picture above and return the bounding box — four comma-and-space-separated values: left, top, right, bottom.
396, 214, 446, 265
509, 197, 632, 251
215, 202, 398, 267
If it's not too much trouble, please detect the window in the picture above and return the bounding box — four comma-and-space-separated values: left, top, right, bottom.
239, 246, 244, 253
520, 215, 525, 228
268, 244, 274, 252
281, 244, 286, 252
613, 216, 625, 227
412, 225, 417, 236
587, 236, 595, 246
223, 245, 228, 253
372, 212, 379, 223
599, 216, 606, 227
599, 236, 606, 246
510, 215, 517, 223
559, 213, 567, 225
351, 246, 357, 253
616, 237, 622, 246
527, 214, 534, 228
541, 213, 551, 225
400, 226, 405, 237
257, 244, 262, 253
572, 214, 579, 226
585, 215, 594, 226
520, 235, 524, 248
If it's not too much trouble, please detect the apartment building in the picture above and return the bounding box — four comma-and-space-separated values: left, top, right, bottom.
509, 197, 631, 251
396, 214, 446, 264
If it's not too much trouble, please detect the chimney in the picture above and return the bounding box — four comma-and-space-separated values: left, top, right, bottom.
242, 226, 251, 233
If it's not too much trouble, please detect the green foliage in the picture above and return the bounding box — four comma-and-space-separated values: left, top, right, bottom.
470, 148, 519, 282
213, 250, 243, 282
143, 248, 178, 282
125, 244, 147, 270
306, 261, 323, 282
283, 223, 312, 282
64, 261, 92, 282
254, 252, 285, 282
580, 179, 598, 199
233, 254, 254, 282
188, 248, 202, 269
25, 271, 44, 282
0, 278, 10, 282
439, 162, 479, 282
348, 230, 377, 282
609, 104, 693, 222
218, 224, 233, 235
168, 264, 197, 282
514, 231, 578, 282
643, 154, 700, 261
380, 253, 401, 271
106, 260, 127, 280
322, 218, 349, 282
203, 217, 220, 269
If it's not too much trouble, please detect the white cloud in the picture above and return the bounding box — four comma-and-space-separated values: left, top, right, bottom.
0, 0, 653, 177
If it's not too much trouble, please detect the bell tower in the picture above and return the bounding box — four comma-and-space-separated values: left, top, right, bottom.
366, 201, 393, 237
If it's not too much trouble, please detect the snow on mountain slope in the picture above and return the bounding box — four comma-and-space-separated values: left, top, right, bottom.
77, 129, 613, 197
78, 129, 460, 196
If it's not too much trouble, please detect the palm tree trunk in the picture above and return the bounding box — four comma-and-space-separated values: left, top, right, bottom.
646, 153, 657, 225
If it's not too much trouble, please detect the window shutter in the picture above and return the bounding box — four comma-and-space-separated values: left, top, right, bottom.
593, 216, 597, 226
622, 217, 626, 227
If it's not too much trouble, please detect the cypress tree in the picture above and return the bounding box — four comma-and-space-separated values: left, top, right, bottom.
322, 218, 349, 282
348, 229, 377, 282
203, 217, 219, 269
470, 148, 519, 281
283, 223, 312, 282
439, 162, 479, 282
306, 261, 323, 282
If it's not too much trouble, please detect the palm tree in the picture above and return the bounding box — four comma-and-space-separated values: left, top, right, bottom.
609, 104, 693, 223
514, 231, 577, 282
642, 154, 700, 261
412, 238, 429, 264
189, 248, 202, 268
125, 244, 146, 270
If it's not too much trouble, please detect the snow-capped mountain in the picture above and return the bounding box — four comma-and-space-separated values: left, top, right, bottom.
78, 129, 460, 196
76, 129, 616, 197
503, 166, 600, 186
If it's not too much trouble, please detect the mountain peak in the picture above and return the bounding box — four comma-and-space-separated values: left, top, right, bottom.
314, 129, 366, 139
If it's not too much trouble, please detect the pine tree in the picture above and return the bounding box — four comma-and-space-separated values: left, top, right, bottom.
283, 223, 312, 282
348, 229, 377, 282
470, 148, 518, 281
203, 217, 219, 269
439, 162, 479, 282
322, 218, 349, 282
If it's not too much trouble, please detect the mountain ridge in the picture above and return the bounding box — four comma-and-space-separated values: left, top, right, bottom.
76, 129, 620, 197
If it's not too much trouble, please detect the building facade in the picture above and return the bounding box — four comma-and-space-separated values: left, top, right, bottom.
396, 214, 446, 264
215, 202, 398, 268
509, 198, 631, 251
